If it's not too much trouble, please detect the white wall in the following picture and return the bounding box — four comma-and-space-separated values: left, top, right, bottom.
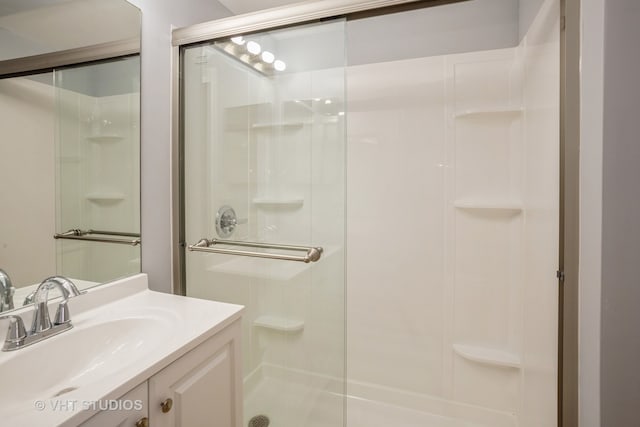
0, 76, 56, 286
125, 0, 232, 292
346, 0, 519, 66
578, 0, 603, 425
519, 0, 546, 40
600, 1, 640, 425
0, 0, 140, 60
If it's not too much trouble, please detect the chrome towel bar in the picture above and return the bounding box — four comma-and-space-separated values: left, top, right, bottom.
188, 238, 323, 263
54, 229, 141, 246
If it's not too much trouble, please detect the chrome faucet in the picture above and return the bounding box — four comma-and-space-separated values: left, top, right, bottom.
0, 269, 15, 312
31, 276, 82, 333
0, 276, 81, 351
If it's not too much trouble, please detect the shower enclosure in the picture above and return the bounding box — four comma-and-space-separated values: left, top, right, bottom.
177, 0, 560, 426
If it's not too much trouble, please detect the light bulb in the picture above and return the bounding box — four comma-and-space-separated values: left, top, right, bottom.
325, 99, 332, 105
261, 51, 275, 64
246, 41, 261, 55
274, 60, 286, 71
231, 36, 245, 45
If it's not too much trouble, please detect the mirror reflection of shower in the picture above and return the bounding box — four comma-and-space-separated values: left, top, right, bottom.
0, 56, 140, 310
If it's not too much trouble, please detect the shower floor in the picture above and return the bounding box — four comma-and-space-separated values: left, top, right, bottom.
245, 374, 498, 427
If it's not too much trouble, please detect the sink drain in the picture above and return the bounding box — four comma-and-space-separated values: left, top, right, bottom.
52, 387, 78, 397
248, 414, 270, 427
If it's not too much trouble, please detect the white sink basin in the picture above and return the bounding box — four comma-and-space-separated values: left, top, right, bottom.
0, 274, 244, 426
0, 313, 172, 405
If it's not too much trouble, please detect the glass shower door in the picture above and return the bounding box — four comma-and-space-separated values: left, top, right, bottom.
182, 19, 346, 427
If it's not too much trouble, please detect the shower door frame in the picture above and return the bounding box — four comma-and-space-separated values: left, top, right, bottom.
169, 0, 579, 425
0, 39, 139, 79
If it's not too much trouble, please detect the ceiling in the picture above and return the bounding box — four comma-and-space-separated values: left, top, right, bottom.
0, 0, 76, 17
0, 0, 140, 61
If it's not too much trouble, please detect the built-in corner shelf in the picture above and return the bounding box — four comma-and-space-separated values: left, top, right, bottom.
59, 155, 82, 164
87, 135, 124, 143
454, 107, 523, 119
454, 200, 523, 214
252, 197, 304, 208
254, 315, 304, 333
85, 192, 125, 204
453, 344, 521, 369
251, 121, 307, 130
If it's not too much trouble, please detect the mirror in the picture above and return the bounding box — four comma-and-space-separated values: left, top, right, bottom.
0, 0, 141, 312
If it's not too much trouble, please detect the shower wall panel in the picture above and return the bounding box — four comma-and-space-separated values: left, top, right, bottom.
346, 55, 447, 398
346, 0, 558, 424
520, 0, 560, 423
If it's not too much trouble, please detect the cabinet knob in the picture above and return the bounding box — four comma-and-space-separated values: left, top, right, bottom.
135, 417, 149, 427
161, 398, 173, 413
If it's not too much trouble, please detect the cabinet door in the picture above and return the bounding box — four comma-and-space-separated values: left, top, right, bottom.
79, 382, 148, 427
149, 319, 242, 427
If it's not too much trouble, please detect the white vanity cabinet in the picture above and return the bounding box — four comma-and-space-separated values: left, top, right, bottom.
79, 319, 242, 427
149, 319, 243, 427
79, 383, 148, 427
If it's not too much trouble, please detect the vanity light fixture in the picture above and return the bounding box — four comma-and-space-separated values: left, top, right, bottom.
246, 41, 261, 55
261, 51, 275, 64
215, 37, 287, 75
274, 59, 286, 71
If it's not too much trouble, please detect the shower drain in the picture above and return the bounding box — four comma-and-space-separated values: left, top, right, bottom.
248, 414, 270, 427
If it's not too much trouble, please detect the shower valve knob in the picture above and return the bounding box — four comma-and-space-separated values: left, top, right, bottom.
215, 205, 237, 238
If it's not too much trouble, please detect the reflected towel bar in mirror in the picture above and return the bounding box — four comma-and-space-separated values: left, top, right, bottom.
188, 238, 323, 263
54, 229, 141, 246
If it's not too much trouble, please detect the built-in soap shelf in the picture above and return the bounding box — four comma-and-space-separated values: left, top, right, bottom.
454, 199, 523, 214
85, 192, 126, 204
86, 135, 124, 143
453, 343, 521, 369
207, 256, 309, 281
454, 107, 523, 119
251, 121, 308, 130
252, 197, 304, 208
59, 155, 82, 164
254, 315, 304, 333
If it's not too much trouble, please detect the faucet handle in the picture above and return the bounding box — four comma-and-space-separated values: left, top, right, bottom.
54, 301, 71, 325
0, 315, 27, 344
32, 302, 52, 333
